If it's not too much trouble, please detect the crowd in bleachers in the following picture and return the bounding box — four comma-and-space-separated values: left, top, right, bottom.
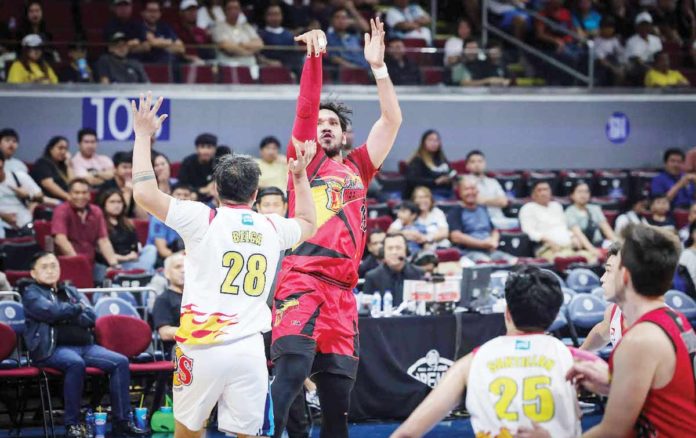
0, 0, 694, 87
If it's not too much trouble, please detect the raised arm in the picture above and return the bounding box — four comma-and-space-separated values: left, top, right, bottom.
365, 17, 403, 169
288, 140, 318, 242
131, 92, 172, 222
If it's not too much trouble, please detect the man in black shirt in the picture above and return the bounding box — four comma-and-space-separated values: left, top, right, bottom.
359, 228, 385, 277
96, 32, 150, 84
177, 133, 217, 201
363, 233, 423, 306
152, 252, 184, 359
22, 252, 146, 437
384, 37, 422, 85
103, 0, 148, 56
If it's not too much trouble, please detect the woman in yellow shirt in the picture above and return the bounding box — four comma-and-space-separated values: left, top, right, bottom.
7, 34, 58, 84
645, 51, 690, 88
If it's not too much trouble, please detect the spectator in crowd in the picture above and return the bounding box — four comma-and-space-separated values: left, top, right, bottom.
519, 181, 597, 261
152, 152, 176, 195
72, 128, 114, 187
255, 136, 287, 193
177, 133, 217, 200
679, 221, 696, 288
363, 233, 424, 306
327, 8, 370, 70
679, 203, 696, 242
447, 177, 517, 263
451, 39, 510, 87
197, 0, 228, 33
97, 189, 157, 272
685, 144, 696, 173
626, 12, 663, 85
255, 186, 287, 216
572, 0, 603, 39
152, 251, 185, 359
385, 0, 432, 45
595, 17, 625, 86
257, 4, 302, 74
645, 51, 690, 87
139, 0, 185, 64
359, 228, 386, 278
411, 186, 451, 248
486, 0, 530, 43
405, 129, 454, 200
52, 178, 120, 283
602, 0, 636, 39
389, 201, 429, 255
31, 136, 73, 202
651, 148, 696, 209
99, 151, 148, 219
0, 128, 28, 174
147, 184, 192, 262
0, 152, 43, 238
614, 196, 648, 235
444, 19, 473, 67
677, 0, 696, 63
385, 37, 422, 85
212, 0, 263, 77
465, 150, 518, 230
58, 42, 94, 83
535, 0, 583, 85
653, 0, 681, 44
96, 32, 150, 84
565, 181, 616, 248
7, 34, 58, 84
17, 1, 52, 49
646, 194, 677, 232
173, 0, 216, 64
103, 0, 148, 56
486, 41, 509, 78
22, 252, 147, 438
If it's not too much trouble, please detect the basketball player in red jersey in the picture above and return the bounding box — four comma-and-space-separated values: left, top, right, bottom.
556, 224, 696, 438
270, 18, 402, 438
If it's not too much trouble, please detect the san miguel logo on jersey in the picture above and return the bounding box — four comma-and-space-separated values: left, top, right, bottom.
322, 175, 365, 213
274, 298, 300, 327
407, 349, 454, 388
173, 346, 193, 388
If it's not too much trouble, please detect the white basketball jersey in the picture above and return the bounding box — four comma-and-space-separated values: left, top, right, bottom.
466, 334, 581, 438
165, 200, 301, 346
608, 304, 623, 347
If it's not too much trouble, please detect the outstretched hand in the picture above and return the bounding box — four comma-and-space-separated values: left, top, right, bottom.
131, 91, 168, 138
294, 29, 328, 58
289, 140, 317, 176
364, 16, 385, 68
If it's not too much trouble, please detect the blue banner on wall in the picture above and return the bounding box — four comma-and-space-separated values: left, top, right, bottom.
606, 112, 629, 144
82, 97, 170, 141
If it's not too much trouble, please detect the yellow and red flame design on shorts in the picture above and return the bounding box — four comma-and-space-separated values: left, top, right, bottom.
174, 303, 239, 345
475, 428, 513, 438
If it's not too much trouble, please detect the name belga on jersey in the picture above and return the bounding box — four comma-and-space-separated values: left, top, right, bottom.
232, 230, 264, 246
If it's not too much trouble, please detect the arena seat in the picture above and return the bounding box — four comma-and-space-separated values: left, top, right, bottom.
181, 65, 216, 84
94, 297, 140, 318
567, 294, 606, 346
603, 209, 619, 228
144, 64, 172, 84
497, 232, 533, 257
259, 66, 294, 84
170, 161, 181, 178
542, 268, 566, 288
421, 66, 444, 85
435, 248, 460, 263
339, 67, 371, 85
566, 268, 601, 294
219, 66, 254, 84
548, 311, 567, 332
595, 170, 629, 198
554, 255, 587, 273
133, 218, 150, 246
80, 1, 111, 32
591, 286, 606, 301
664, 290, 696, 322
493, 172, 526, 199
58, 255, 93, 288
629, 170, 659, 201
526, 171, 560, 195
5, 271, 31, 287
561, 287, 576, 306
367, 203, 392, 218
559, 170, 594, 196
32, 220, 52, 250
674, 209, 690, 230
0, 240, 42, 271
366, 216, 393, 233
450, 159, 468, 174
0, 301, 25, 335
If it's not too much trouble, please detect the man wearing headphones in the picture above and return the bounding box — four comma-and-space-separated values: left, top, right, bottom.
363, 233, 424, 306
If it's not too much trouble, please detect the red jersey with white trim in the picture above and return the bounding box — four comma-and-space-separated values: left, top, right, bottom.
281, 144, 378, 289
610, 307, 696, 437
609, 304, 625, 347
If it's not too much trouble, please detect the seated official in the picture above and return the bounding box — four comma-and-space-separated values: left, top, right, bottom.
359, 228, 386, 278
363, 233, 424, 306
22, 252, 146, 438
152, 252, 184, 359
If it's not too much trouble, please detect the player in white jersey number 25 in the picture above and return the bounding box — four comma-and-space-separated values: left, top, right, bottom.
129, 92, 318, 438
392, 266, 582, 438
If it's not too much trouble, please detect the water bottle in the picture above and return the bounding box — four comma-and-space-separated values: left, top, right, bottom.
383, 290, 393, 317
85, 409, 95, 437
370, 292, 381, 318
77, 58, 89, 81
356, 291, 363, 313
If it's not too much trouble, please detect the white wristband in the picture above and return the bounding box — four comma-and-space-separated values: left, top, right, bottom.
372, 65, 389, 80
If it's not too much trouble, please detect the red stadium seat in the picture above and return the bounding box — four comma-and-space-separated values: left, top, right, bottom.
675, 209, 690, 229
58, 255, 93, 289
5, 271, 31, 287
554, 256, 587, 273
603, 210, 619, 228
435, 248, 460, 263
219, 66, 254, 84
80, 1, 111, 32
171, 161, 181, 178
144, 64, 172, 83
421, 66, 444, 85
339, 67, 371, 85
450, 159, 468, 174
398, 160, 408, 175
181, 65, 216, 84
366, 216, 393, 233
260, 66, 294, 84
32, 220, 51, 250
133, 218, 150, 246
681, 69, 696, 87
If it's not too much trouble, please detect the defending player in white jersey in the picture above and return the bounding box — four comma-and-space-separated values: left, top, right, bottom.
392, 266, 581, 438
129, 92, 317, 438
580, 243, 626, 352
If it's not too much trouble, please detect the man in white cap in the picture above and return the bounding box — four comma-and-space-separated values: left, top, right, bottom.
172, 0, 216, 63
625, 12, 662, 84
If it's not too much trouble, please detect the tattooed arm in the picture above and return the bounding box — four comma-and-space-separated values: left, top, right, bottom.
131, 92, 172, 222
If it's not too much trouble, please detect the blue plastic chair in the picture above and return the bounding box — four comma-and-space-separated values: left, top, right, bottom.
664, 290, 696, 321
548, 311, 568, 332
566, 268, 601, 294
561, 287, 577, 307
567, 294, 607, 329
591, 287, 606, 302
541, 269, 566, 288
0, 301, 26, 334
92, 291, 138, 308
94, 297, 140, 318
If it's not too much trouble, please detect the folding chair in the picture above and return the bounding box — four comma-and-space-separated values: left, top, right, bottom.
566, 268, 601, 294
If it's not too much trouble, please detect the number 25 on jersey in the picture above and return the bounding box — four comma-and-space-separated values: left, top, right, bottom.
489, 376, 555, 422
219, 251, 268, 297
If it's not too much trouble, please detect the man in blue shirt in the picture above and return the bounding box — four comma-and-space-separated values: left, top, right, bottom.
258, 4, 303, 76
147, 184, 190, 263
651, 148, 696, 209
139, 0, 185, 64
327, 8, 370, 69
447, 177, 517, 263
103, 0, 148, 57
